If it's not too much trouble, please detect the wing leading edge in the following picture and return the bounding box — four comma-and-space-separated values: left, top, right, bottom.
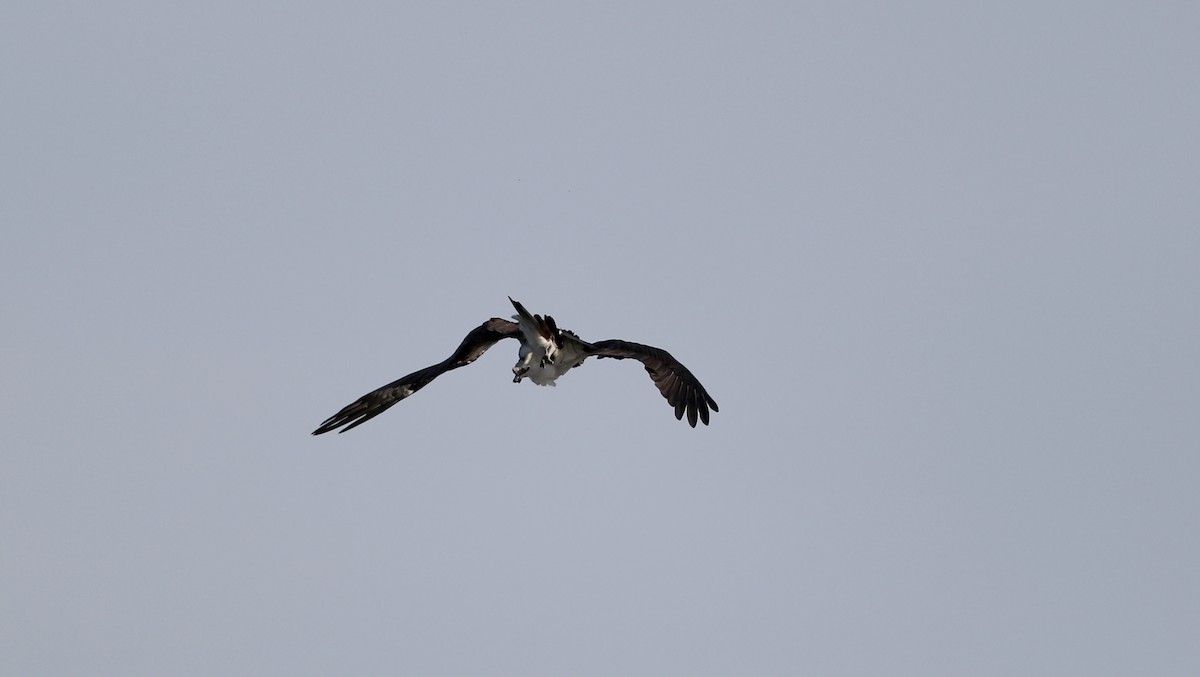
311, 318, 520, 434
586, 339, 720, 427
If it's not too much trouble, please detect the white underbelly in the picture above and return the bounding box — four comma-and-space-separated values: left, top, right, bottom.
527, 344, 587, 386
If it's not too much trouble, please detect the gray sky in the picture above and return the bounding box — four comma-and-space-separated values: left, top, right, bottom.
3, 2, 1198, 675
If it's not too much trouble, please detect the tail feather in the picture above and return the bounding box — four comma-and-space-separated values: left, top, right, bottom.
509, 296, 553, 342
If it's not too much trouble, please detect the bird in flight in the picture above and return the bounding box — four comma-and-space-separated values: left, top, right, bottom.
312, 297, 719, 434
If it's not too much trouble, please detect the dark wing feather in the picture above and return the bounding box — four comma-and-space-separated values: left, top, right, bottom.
586, 339, 719, 427
312, 318, 521, 435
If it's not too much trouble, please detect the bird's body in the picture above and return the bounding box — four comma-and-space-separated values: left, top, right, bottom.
514, 339, 588, 386
312, 297, 719, 434
508, 297, 587, 386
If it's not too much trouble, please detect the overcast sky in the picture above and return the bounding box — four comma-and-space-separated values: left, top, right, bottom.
3, 2, 1198, 675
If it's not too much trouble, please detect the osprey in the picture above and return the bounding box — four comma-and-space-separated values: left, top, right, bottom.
312, 297, 719, 434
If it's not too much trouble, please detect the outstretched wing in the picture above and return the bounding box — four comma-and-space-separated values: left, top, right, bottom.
312, 318, 521, 434
586, 339, 719, 427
